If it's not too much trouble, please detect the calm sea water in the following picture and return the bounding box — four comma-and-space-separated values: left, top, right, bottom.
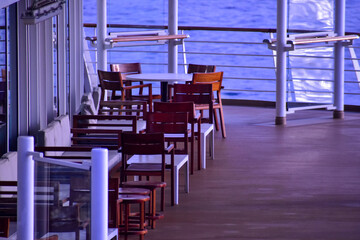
83, 0, 360, 105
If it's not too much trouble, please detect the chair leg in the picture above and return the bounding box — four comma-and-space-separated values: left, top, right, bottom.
191, 129, 195, 175
161, 187, 165, 212
213, 109, 220, 131
218, 107, 226, 138
197, 127, 201, 171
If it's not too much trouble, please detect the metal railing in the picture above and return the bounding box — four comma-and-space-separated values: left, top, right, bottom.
83, 24, 360, 106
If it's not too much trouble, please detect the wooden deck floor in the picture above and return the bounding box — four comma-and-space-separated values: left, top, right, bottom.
136, 105, 360, 240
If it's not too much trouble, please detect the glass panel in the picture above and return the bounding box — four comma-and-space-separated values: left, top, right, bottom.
0, 7, 8, 155
34, 160, 91, 240
287, 0, 334, 105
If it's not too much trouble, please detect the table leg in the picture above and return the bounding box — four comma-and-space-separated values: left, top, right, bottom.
160, 82, 168, 102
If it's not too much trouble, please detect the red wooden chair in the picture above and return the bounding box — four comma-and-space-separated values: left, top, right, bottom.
110, 63, 161, 103
190, 72, 226, 138
153, 101, 198, 174
121, 132, 170, 227
173, 83, 215, 169
98, 69, 154, 112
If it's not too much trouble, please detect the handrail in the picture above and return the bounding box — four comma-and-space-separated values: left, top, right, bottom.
107, 34, 188, 43
86, 33, 188, 43
83, 23, 360, 36
289, 35, 359, 45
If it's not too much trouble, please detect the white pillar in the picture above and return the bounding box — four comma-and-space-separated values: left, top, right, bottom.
17, 136, 34, 240
168, 0, 178, 73
91, 148, 108, 240
97, 0, 107, 71
275, 0, 288, 125
333, 0, 345, 119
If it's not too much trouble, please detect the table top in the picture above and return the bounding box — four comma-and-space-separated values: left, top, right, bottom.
126, 73, 192, 83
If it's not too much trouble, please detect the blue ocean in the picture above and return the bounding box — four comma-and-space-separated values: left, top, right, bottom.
83, 0, 360, 105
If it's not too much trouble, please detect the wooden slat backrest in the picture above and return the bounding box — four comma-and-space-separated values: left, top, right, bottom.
188, 64, 216, 74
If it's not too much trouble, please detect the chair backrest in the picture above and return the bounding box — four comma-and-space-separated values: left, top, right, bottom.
173, 84, 214, 123
122, 132, 165, 155
187, 64, 216, 74
98, 70, 125, 101
146, 112, 189, 154
153, 101, 195, 122
110, 63, 143, 94
146, 112, 188, 135
110, 63, 141, 75
191, 72, 223, 92
121, 132, 166, 182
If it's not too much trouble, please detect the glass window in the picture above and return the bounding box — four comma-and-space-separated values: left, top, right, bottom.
0, 7, 8, 155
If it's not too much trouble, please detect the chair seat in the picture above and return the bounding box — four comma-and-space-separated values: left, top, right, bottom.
122, 181, 166, 189
195, 102, 220, 110
118, 187, 150, 195
96, 119, 146, 133
127, 163, 162, 172
119, 194, 150, 203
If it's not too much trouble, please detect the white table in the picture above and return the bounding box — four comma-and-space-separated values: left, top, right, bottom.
126, 73, 192, 102
128, 154, 189, 205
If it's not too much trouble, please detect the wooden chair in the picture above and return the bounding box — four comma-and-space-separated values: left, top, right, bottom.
153, 101, 198, 175
191, 72, 226, 138
187, 63, 216, 74
172, 83, 215, 170
108, 178, 150, 240
121, 132, 171, 227
110, 63, 161, 105
145, 112, 190, 205
98, 69, 155, 112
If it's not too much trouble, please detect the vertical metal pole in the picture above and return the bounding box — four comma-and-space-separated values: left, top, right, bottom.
168, 0, 178, 73
17, 136, 34, 240
97, 0, 107, 71
275, 0, 288, 125
91, 148, 108, 240
333, 0, 345, 119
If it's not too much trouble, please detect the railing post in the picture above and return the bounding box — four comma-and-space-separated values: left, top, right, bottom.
91, 148, 108, 240
17, 136, 34, 240
275, 0, 288, 125
168, 0, 178, 73
97, 0, 107, 71
333, 0, 345, 119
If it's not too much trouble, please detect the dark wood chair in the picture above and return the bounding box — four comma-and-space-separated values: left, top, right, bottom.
109, 177, 150, 240
172, 83, 215, 170
187, 63, 216, 74
153, 101, 198, 174
110, 63, 161, 105
191, 72, 226, 138
98, 69, 155, 112
121, 132, 172, 227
